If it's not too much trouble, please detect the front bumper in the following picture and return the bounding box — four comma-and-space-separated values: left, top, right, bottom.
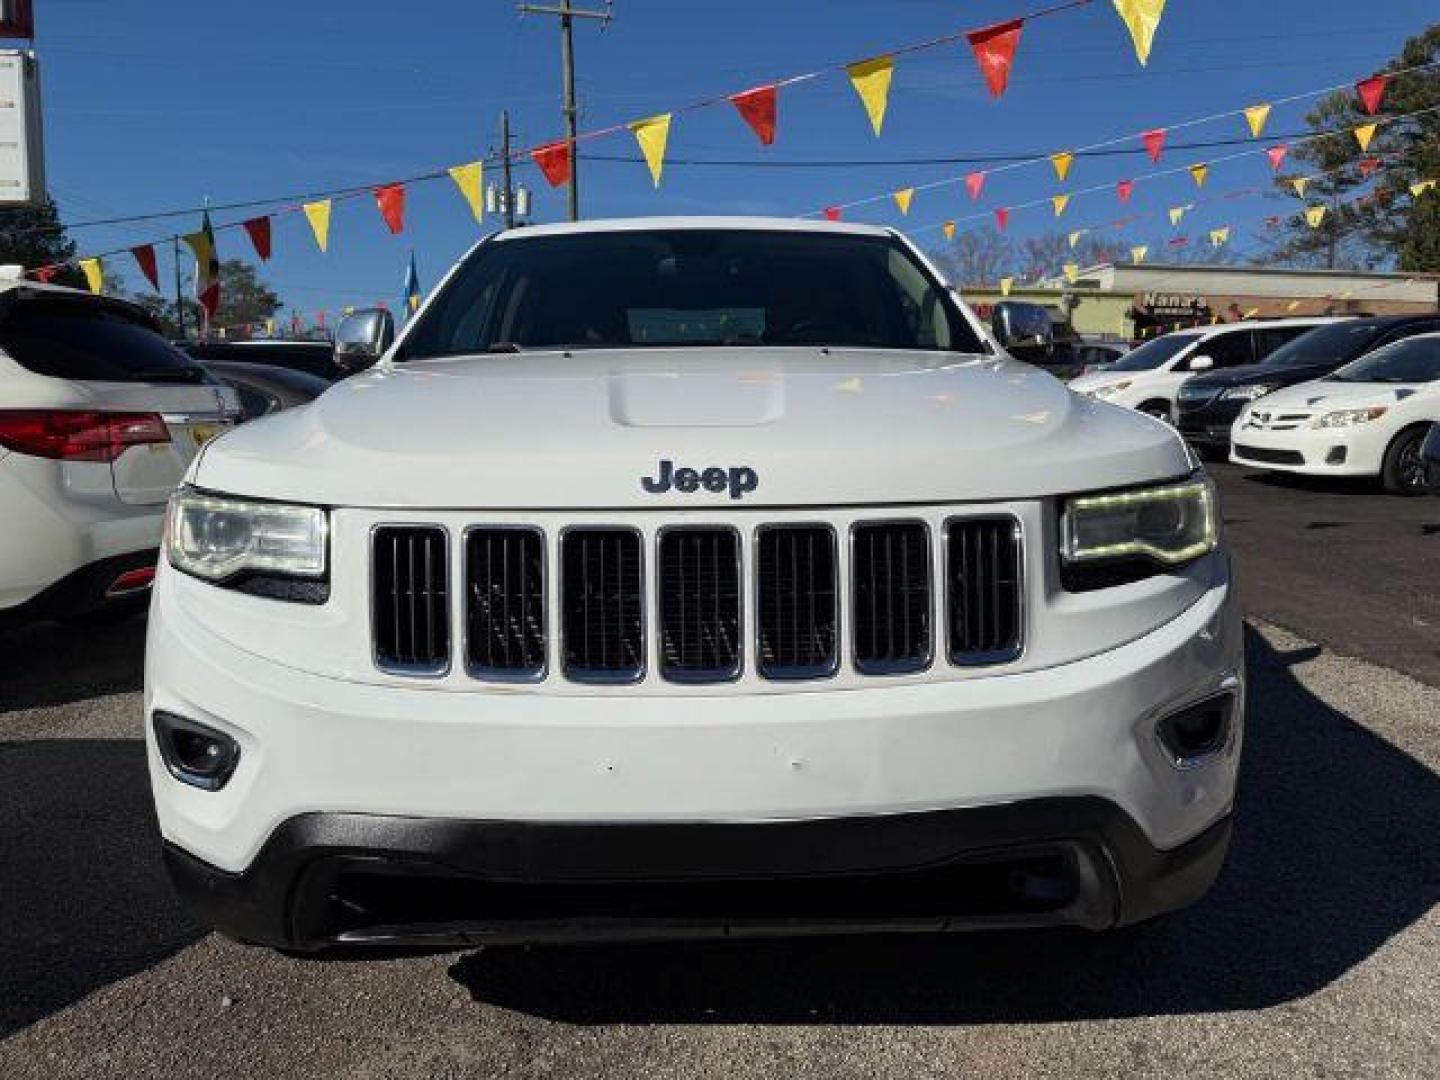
1230, 423, 1385, 476
1177, 400, 1243, 450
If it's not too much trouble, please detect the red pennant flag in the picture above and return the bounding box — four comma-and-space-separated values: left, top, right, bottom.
966, 18, 1024, 99
1116, 179, 1134, 204
1266, 144, 1289, 171
994, 206, 1010, 232
1264, 215, 1281, 229
823, 207, 842, 222
32, 265, 58, 283
316, 310, 326, 329
1168, 236, 1189, 248
242, 216, 272, 261
1142, 128, 1166, 163
965, 171, 986, 200
129, 245, 159, 291
729, 84, 777, 146
374, 184, 405, 234
532, 141, 573, 187
1356, 74, 1390, 116
1357, 155, 1381, 178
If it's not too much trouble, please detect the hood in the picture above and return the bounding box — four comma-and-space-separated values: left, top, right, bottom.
1067, 369, 1139, 392
194, 348, 1193, 508
1258, 377, 1432, 412
1185, 362, 1329, 390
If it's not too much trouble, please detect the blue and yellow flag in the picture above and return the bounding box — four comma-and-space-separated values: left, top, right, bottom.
402, 252, 421, 316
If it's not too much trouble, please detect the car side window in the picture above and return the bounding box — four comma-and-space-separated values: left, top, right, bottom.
1374, 321, 1440, 349
1186, 330, 1253, 370
1255, 326, 1309, 359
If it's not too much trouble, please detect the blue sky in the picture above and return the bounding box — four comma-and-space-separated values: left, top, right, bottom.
32, 0, 1439, 323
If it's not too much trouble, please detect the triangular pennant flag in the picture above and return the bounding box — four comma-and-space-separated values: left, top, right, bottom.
1168, 235, 1190, 248
1411, 180, 1437, 197
1142, 127, 1166, 163
1356, 74, 1390, 116
846, 55, 894, 137
1131, 245, 1148, 264
79, 257, 103, 295
1291, 177, 1309, 198
265, 318, 276, 336
1050, 151, 1074, 182
966, 19, 1024, 99
891, 188, 915, 215
130, 245, 159, 291
1189, 163, 1209, 187
1305, 205, 1328, 229
942, 221, 956, 240
994, 207, 1010, 231
999, 276, 1014, 296
1244, 104, 1272, 139
448, 162, 484, 222
1264, 215, 1282, 228
965, 171, 986, 200
823, 206, 842, 222
1266, 144, 1289, 171
1112, 0, 1168, 66
1051, 193, 1070, 217
1117, 179, 1134, 203
1354, 123, 1378, 152
532, 141, 573, 187
1209, 227, 1231, 246
374, 183, 406, 234
1358, 156, 1381, 178
1062, 263, 1079, 283
1169, 205, 1186, 226
729, 84, 778, 146
303, 200, 332, 252
242, 216, 272, 261
1067, 229, 1086, 249
629, 113, 673, 187
32, 265, 58, 283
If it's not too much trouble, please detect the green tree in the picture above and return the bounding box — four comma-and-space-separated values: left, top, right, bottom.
0, 198, 83, 288
124, 258, 282, 339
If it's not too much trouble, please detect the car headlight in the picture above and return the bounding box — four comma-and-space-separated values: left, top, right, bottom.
1312, 406, 1387, 429
1061, 476, 1218, 589
1221, 384, 1277, 402
166, 487, 328, 588
1091, 380, 1132, 397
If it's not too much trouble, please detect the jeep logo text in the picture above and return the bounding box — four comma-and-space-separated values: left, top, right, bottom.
641, 460, 759, 500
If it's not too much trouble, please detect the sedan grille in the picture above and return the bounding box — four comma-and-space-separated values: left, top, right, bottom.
372, 526, 450, 674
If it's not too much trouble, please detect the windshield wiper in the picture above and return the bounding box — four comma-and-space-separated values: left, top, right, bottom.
134, 367, 204, 383
485, 342, 525, 353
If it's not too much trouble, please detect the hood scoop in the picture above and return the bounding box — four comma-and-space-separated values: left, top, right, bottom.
608, 369, 785, 428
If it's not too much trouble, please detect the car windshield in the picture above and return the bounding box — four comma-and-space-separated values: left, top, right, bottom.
396, 229, 986, 359
0, 295, 208, 383
1262, 322, 1388, 369
1107, 333, 1197, 372
1329, 336, 1440, 383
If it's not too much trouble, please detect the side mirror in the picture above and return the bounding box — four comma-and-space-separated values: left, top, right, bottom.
334, 308, 396, 376
1188, 354, 1214, 372
991, 301, 1054, 359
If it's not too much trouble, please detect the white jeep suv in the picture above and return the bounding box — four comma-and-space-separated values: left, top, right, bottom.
146, 218, 1242, 951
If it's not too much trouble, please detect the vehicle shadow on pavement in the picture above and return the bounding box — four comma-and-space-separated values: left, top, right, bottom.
452, 627, 1440, 1024
0, 616, 147, 714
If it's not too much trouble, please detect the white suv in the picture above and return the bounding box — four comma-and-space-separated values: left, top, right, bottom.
0, 282, 238, 625
146, 218, 1242, 951
1069, 317, 1345, 420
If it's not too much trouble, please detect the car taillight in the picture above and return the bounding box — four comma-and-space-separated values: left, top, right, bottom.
0, 409, 171, 462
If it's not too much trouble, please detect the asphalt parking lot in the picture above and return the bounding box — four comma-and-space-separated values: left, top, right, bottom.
1, 463, 1436, 1079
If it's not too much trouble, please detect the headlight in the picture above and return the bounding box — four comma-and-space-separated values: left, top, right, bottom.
1091, 380, 1132, 397
1221, 384, 1277, 402
1061, 476, 1218, 573
1312, 406, 1387, 429
166, 487, 328, 584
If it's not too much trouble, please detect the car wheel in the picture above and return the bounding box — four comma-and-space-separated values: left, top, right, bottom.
1138, 401, 1171, 423
1381, 427, 1430, 496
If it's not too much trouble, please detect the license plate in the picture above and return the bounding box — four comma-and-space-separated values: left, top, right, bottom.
189, 422, 227, 447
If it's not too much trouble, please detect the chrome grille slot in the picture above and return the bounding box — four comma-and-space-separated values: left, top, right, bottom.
657, 527, 742, 683
561, 528, 645, 682
372, 526, 450, 674
755, 526, 838, 680
852, 522, 932, 674
946, 517, 1023, 665
465, 528, 546, 680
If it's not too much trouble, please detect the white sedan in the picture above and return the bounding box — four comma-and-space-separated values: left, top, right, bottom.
1230, 331, 1440, 495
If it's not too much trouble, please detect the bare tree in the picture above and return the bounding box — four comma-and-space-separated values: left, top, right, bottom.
930, 226, 1014, 285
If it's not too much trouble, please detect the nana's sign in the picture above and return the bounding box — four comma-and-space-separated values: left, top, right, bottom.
1141, 292, 1210, 317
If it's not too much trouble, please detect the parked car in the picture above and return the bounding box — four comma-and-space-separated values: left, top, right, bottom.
1069, 318, 1345, 420
147, 217, 1241, 953
1421, 422, 1440, 494
202, 360, 331, 421
0, 282, 239, 626
1231, 331, 1440, 495
182, 339, 341, 382
1177, 316, 1440, 455
1027, 339, 1128, 381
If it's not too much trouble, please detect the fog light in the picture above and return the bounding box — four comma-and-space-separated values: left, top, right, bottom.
1325, 446, 1348, 465
153, 710, 240, 791
1156, 691, 1235, 769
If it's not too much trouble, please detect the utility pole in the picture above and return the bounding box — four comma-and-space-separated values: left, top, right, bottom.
516, 0, 612, 222
501, 109, 516, 230
171, 236, 186, 340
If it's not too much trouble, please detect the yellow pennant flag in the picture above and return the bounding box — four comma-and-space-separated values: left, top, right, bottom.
1050, 151, 1074, 182
892, 187, 915, 215
629, 113, 673, 187
846, 56, 894, 137
1243, 104, 1272, 138
1189, 163, 1209, 187
1291, 177, 1309, 198
1305, 205, 1328, 229
999, 277, 1014, 297
447, 161, 484, 222
1411, 180, 1437, 197
79, 257, 103, 294
1210, 227, 1231, 246
303, 199, 332, 252
1168, 205, 1186, 226
1112, 0, 1168, 66
1353, 123, 1377, 152
1131, 245, 1148, 264
1051, 193, 1071, 217
1286, 299, 1302, 312
1067, 229, 1086, 249
265, 317, 276, 335
942, 221, 956, 240
1062, 263, 1079, 284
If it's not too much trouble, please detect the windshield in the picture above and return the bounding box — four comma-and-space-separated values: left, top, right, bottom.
0, 296, 209, 383
397, 229, 986, 359
1108, 333, 1198, 372
1262, 322, 1388, 369
1329, 335, 1440, 384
